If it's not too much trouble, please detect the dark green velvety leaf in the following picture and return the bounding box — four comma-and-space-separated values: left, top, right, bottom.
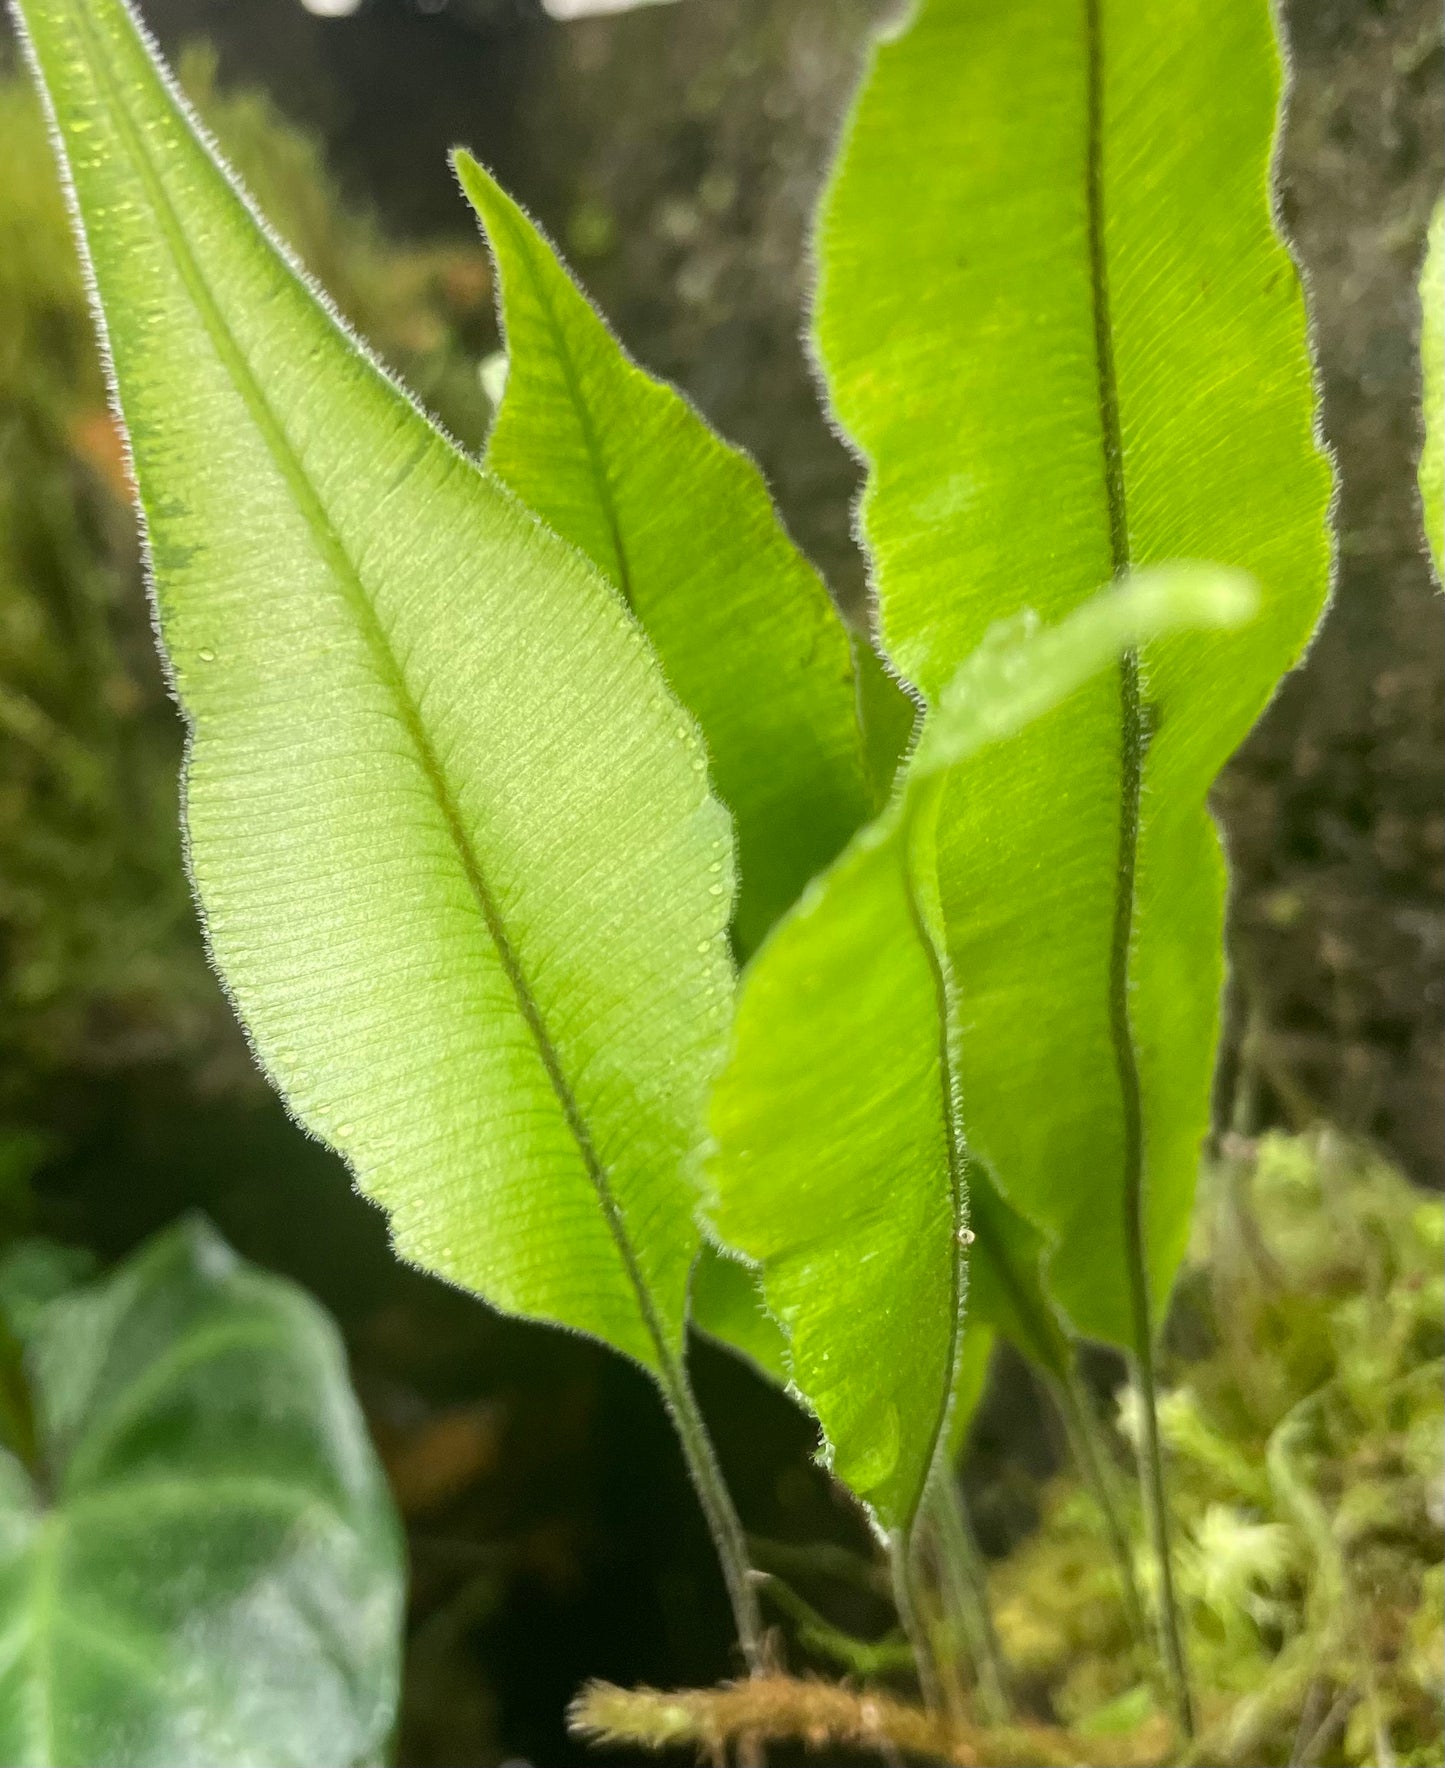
0, 1219, 402, 1768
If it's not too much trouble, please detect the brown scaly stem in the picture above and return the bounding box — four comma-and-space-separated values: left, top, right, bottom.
569, 1673, 1093, 1766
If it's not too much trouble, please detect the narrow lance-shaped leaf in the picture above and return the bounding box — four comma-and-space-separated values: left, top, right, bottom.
452, 155, 911, 1381
14, 0, 732, 1382
709, 568, 1255, 1535
455, 155, 881, 956
815, 0, 1332, 1347
0, 1219, 403, 1768
1421, 200, 1442, 579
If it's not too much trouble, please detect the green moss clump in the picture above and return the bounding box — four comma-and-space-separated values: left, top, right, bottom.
986, 1130, 1443, 1766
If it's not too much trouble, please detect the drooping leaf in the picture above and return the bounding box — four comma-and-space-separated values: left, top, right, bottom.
1421, 200, 1442, 578
688, 631, 913, 1375
814, 0, 1331, 1347
711, 780, 957, 1538
0, 1218, 403, 1768
456, 155, 875, 955
709, 568, 1255, 1533
693, 1247, 1003, 1465
14, 0, 732, 1378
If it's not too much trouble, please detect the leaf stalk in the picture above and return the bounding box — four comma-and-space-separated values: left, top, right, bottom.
1050, 1362, 1150, 1649
1128, 1348, 1194, 1740
887, 1526, 944, 1716
922, 1468, 1012, 1725
661, 1354, 765, 1672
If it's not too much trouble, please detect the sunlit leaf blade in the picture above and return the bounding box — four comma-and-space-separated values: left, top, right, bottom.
711, 795, 958, 1536
709, 569, 1255, 1531
850, 628, 920, 808
15, 0, 732, 1374
1421, 200, 1442, 578
690, 1245, 790, 1388
814, 0, 1331, 1347
0, 1219, 403, 1768
694, 1212, 1018, 1458
455, 155, 874, 955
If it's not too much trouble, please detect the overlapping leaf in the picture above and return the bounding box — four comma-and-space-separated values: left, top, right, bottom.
689, 1247, 790, 1389
815, 0, 1331, 1347
0, 1219, 402, 1768
709, 568, 1255, 1533
15, 0, 733, 1377
456, 156, 878, 956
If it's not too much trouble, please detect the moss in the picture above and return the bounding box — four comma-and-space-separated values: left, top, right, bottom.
557, 1133, 1440, 1765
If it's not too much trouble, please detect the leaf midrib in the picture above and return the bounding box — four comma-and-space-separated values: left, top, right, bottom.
899, 785, 967, 1526
74, 9, 674, 1370
1082, 0, 1151, 1359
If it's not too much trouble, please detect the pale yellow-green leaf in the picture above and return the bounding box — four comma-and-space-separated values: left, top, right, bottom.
15, 0, 733, 1379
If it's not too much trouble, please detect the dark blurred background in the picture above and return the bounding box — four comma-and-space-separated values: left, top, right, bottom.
0, 0, 1440, 1761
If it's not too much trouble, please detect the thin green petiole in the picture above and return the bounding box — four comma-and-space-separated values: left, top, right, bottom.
923, 1468, 1012, 1725
1129, 1348, 1195, 1740
663, 1351, 765, 1672
1050, 1361, 1149, 1649
888, 1527, 944, 1715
